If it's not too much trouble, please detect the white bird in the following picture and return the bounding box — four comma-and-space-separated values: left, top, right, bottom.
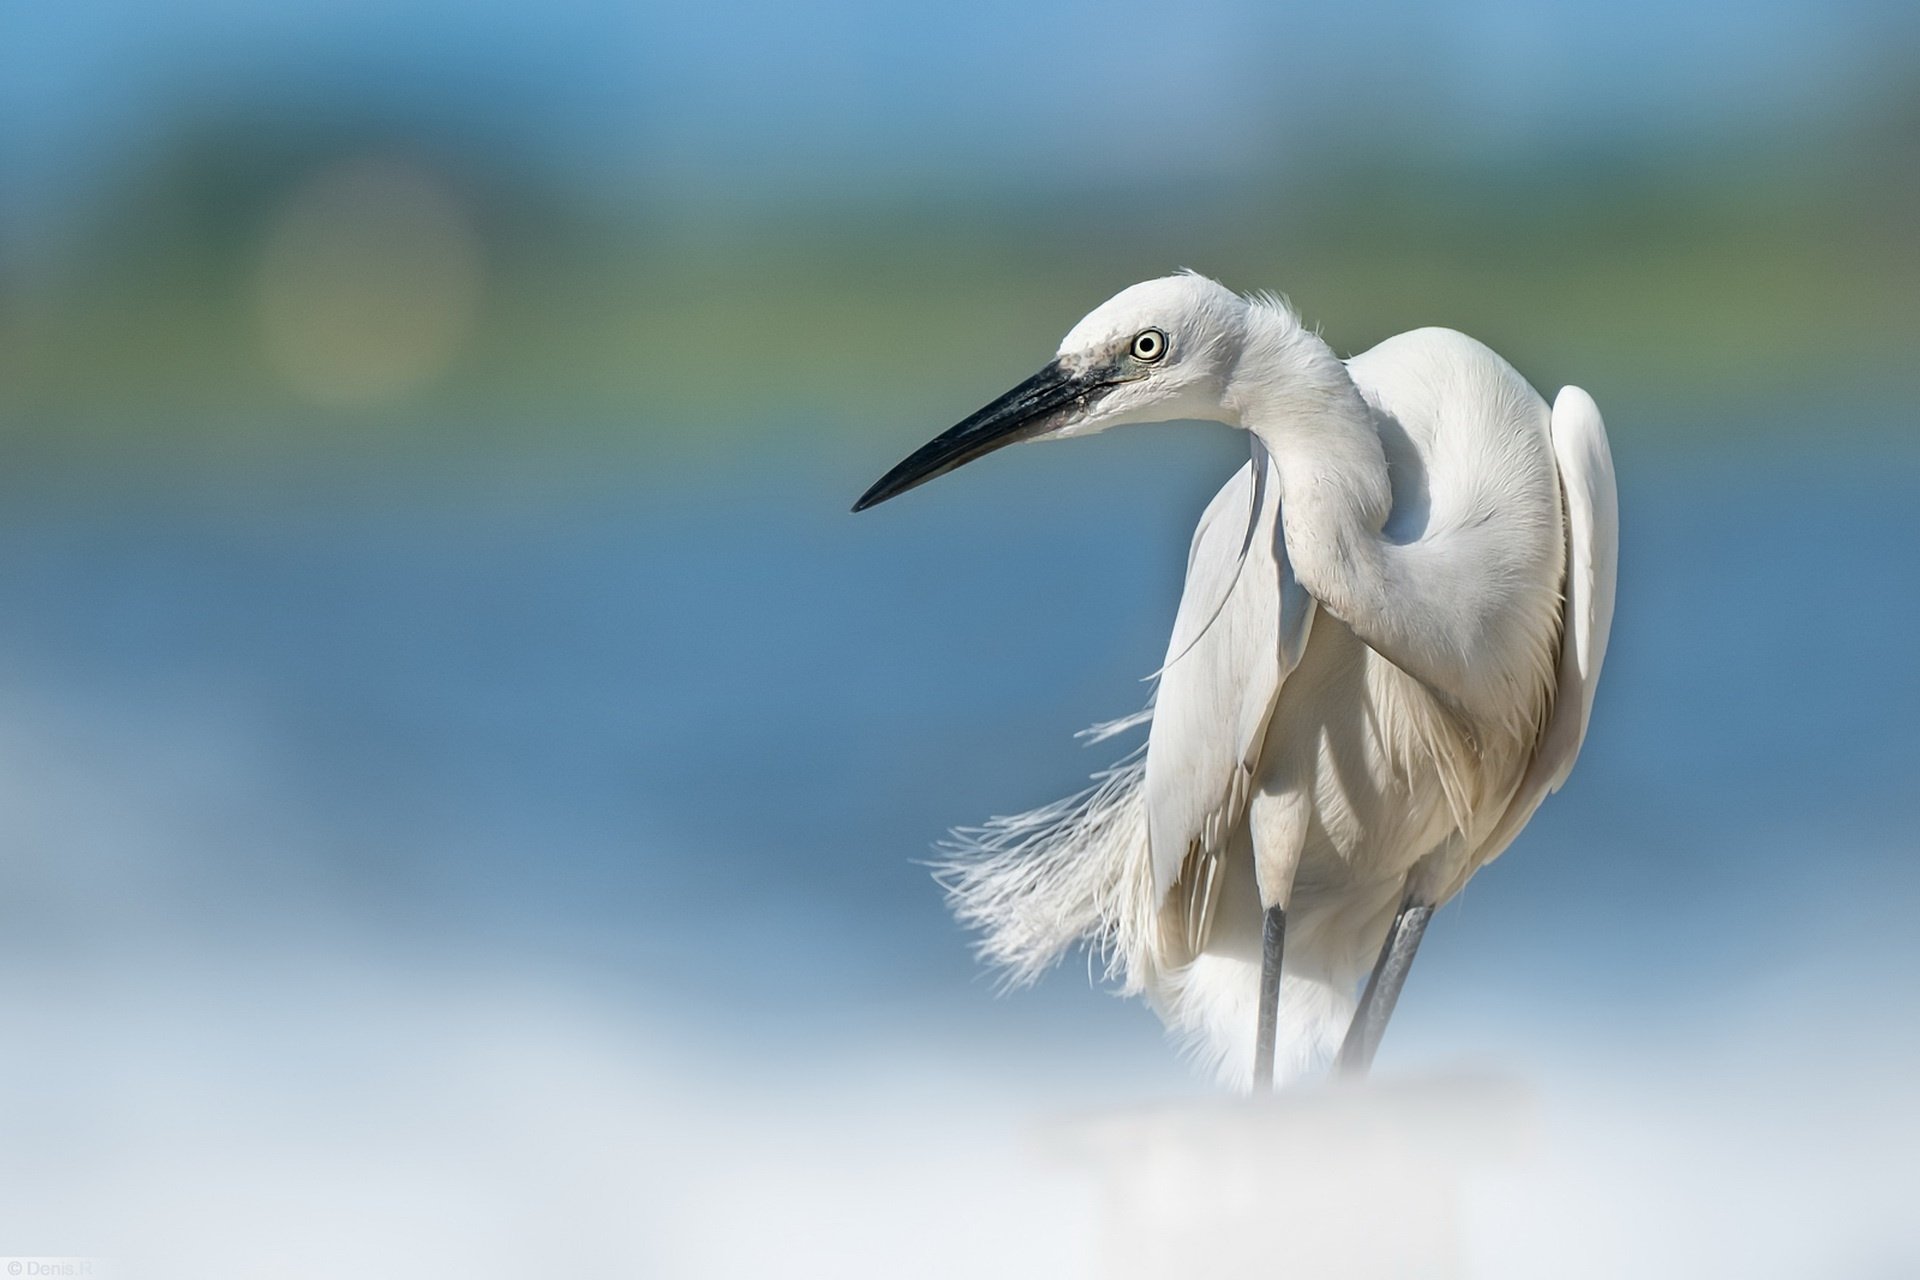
854, 273, 1617, 1090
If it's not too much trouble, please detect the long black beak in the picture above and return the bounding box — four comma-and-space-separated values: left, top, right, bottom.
852, 360, 1104, 512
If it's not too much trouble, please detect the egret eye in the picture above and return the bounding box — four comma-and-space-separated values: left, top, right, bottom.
1130, 328, 1167, 363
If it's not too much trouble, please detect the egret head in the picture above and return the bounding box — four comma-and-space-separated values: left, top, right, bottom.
853, 273, 1252, 511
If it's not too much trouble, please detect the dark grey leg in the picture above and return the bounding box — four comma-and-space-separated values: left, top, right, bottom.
1253, 905, 1286, 1092
1335, 900, 1434, 1077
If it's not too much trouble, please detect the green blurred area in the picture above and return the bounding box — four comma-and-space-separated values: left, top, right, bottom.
5, 92, 1916, 467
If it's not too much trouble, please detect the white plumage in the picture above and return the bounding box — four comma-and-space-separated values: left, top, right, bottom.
866, 273, 1618, 1090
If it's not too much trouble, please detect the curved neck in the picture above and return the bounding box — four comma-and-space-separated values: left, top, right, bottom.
1228, 319, 1477, 709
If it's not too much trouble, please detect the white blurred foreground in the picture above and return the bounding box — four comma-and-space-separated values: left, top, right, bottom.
1058, 1077, 1526, 1279
0, 953, 1914, 1279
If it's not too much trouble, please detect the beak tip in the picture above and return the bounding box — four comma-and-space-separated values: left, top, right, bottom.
853, 359, 1082, 517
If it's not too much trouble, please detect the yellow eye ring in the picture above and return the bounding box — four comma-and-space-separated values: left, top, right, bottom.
1130, 328, 1167, 362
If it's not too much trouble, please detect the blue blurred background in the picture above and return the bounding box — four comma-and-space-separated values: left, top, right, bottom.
2, 2, 1918, 1276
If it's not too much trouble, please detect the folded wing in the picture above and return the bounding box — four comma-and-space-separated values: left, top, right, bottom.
1146, 444, 1316, 955
1458, 385, 1619, 888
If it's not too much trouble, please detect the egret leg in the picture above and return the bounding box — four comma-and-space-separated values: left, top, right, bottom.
1335, 900, 1434, 1077
1253, 905, 1286, 1092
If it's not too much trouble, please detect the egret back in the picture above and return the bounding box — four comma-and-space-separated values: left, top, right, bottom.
1345, 328, 1568, 751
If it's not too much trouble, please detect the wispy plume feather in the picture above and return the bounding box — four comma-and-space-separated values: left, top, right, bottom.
933, 743, 1157, 993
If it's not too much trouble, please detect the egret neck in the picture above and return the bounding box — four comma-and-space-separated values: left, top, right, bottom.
1226, 315, 1480, 716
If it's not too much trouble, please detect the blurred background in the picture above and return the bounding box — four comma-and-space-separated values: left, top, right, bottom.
2, 1, 1918, 1275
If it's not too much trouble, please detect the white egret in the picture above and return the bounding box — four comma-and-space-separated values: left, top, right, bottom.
854, 273, 1617, 1090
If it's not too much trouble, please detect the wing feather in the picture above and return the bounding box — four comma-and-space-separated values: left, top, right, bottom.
1464, 385, 1618, 879
1146, 444, 1315, 954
